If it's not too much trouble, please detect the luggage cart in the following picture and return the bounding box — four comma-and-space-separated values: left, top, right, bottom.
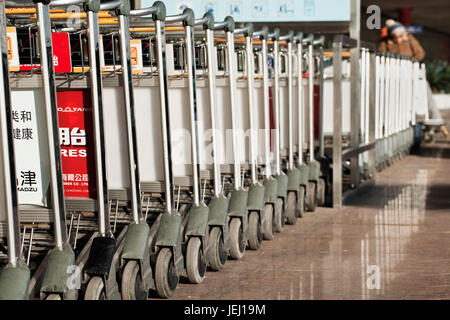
249, 27, 279, 241
278, 30, 301, 225
82, 0, 165, 300
0, 0, 31, 300
235, 23, 265, 250
160, 8, 211, 287
194, 13, 231, 272
83, 0, 168, 301
150, 8, 206, 298
6, 0, 77, 300
302, 35, 328, 212
292, 32, 310, 218
213, 16, 249, 260
314, 35, 332, 207
36, 0, 123, 301
267, 28, 288, 232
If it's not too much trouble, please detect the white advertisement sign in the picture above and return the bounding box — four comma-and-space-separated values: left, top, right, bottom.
11, 90, 50, 206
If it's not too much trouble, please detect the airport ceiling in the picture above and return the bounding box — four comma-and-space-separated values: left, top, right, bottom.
361, 0, 450, 35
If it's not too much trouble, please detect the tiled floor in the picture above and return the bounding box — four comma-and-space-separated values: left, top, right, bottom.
153, 139, 450, 300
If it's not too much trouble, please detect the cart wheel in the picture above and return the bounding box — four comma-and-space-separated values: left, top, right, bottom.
305, 182, 317, 212
263, 204, 275, 240
209, 227, 227, 271
121, 260, 147, 300
155, 248, 179, 298
248, 211, 262, 250
229, 218, 245, 260
297, 186, 305, 218
45, 294, 61, 300
85, 276, 106, 300
317, 178, 326, 206
274, 198, 284, 233
423, 130, 434, 143
286, 191, 297, 225
186, 237, 207, 284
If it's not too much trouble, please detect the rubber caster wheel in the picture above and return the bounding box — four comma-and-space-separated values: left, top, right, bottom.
85, 276, 106, 300
121, 260, 147, 300
45, 294, 61, 300
229, 218, 245, 260
263, 204, 275, 240
305, 182, 317, 212
297, 186, 305, 218
208, 227, 227, 271
274, 198, 284, 233
186, 237, 207, 284
155, 248, 179, 298
317, 178, 326, 207
286, 191, 297, 225
248, 211, 262, 250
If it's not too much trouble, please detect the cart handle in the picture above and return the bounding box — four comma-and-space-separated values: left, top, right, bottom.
166, 8, 194, 27
234, 23, 253, 37
130, 0, 165, 21
253, 26, 268, 40
294, 32, 303, 43
268, 28, 280, 41
302, 33, 314, 45
214, 16, 234, 33
279, 30, 294, 42
313, 35, 325, 47
50, 0, 88, 7
5, 0, 43, 7
99, 0, 122, 11
195, 11, 214, 30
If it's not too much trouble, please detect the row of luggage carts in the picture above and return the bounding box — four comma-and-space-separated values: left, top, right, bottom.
0, 0, 428, 300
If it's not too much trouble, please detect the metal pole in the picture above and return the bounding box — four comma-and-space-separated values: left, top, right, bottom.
205, 28, 221, 196
273, 40, 281, 174
185, 24, 201, 206
262, 38, 271, 179
368, 51, 376, 178
36, 1, 68, 250
318, 45, 325, 158
287, 41, 294, 169
118, 14, 142, 223
87, 10, 109, 236
246, 35, 257, 182
308, 43, 314, 163
297, 41, 304, 166
349, 0, 361, 188
0, 1, 20, 265
332, 40, 342, 209
226, 30, 240, 190
155, 19, 175, 212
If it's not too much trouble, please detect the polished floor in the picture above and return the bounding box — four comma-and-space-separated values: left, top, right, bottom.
156, 139, 450, 300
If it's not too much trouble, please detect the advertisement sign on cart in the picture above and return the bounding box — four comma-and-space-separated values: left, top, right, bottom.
57, 90, 96, 198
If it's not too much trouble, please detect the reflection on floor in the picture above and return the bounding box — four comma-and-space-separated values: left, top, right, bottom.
152, 140, 450, 300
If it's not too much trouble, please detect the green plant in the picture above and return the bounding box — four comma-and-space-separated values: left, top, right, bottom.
426, 60, 450, 93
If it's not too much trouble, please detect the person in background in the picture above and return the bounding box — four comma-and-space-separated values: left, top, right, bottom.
378, 19, 449, 139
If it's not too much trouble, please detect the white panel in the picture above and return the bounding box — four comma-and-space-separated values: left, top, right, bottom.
168, 87, 191, 178
103, 87, 130, 190
322, 78, 351, 134
279, 84, 289, 152
135, 87, 164, 182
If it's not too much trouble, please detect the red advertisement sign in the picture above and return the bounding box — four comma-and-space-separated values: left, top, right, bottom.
57, 90, 96, 198
19, 33, 72, 73
52, 33, 72, 73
